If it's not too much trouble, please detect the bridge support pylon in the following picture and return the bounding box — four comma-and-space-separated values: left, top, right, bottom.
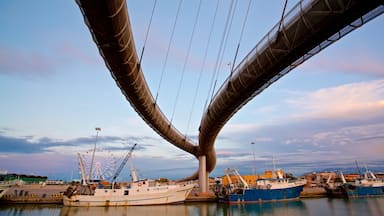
198, 155, 208, 193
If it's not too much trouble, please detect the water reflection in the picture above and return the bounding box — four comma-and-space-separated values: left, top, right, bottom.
58, 201, 307, 216
60, 205, 183, 216
0, 204, 62, 216
1, 197, 384, 216
218, 200, 307, 216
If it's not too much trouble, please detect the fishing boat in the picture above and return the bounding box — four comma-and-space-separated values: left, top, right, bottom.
0, 184, 11, 199
0, 179, 23, 199
218, 168, 306, 203
63, 143, 195, 206
324, 171, 347, 198
342, 169, 384, 198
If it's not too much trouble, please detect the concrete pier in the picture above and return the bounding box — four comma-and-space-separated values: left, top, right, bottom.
0, 184, 67, 204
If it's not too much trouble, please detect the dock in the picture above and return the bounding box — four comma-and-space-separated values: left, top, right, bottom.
0, 184, 66, 204
300, 187, 327, 198
186, 188, 217, 202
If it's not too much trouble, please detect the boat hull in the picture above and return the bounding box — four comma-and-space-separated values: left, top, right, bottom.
324, 186, 345, 198
343, 184, 384, 198
220, 185, 304, 203
63, 184, 194, 207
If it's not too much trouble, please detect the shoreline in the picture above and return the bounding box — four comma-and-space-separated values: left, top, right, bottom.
0, 184, 328, 204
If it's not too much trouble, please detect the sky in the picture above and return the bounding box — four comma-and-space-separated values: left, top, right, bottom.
0, 1, 383, 181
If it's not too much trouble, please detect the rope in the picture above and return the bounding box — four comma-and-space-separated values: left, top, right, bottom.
185, 0, 220, 137
230, 0, 252, 76
139, 0, 157, 66
155, 0, 183, 103
170, 0, 202, 124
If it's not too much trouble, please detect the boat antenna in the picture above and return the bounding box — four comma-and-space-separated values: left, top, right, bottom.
355, 160, 362, 177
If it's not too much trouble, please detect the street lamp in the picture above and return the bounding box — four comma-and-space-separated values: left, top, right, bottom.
251, 142, 256, 176
88, 127, 101, 183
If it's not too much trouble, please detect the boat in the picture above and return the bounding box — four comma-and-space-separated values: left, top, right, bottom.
63, 143, 195, 206
0, 179, 23, 199
217, 168, 306, 203
0, 184, 11, 199
324, 171, 347, 198
341, 169, 384, 198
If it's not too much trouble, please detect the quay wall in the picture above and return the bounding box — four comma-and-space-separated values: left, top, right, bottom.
0, 184, 67, 204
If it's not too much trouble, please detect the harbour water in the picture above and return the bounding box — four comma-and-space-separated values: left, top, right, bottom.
1, 197, 384, 216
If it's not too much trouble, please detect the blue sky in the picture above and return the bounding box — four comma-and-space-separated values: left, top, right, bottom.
0, 1, 383, 181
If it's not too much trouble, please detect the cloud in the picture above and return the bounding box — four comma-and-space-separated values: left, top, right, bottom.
55, 42, 101, 66
0, 135, 62, 154
0, 45, 53, 77
286, 79, 384, 120
303, 49, 384, 77
215, 79, 384, 176
0, 40, 101, 78
0, 132, 156, 155
0, 132, 199, 180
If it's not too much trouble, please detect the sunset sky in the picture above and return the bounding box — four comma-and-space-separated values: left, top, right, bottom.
0, 1, 383, 181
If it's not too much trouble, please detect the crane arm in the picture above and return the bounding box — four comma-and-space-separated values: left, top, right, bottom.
112, 143, 137, 182
77, 153, 87, 185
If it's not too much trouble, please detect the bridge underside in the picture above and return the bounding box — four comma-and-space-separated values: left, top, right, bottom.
76, 0, 383, 182
199, 0, 384, 175
76, 0, 199, 161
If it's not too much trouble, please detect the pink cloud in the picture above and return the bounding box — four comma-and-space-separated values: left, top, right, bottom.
56, 42, 100, 65
287, 79, 384, 120
303, 49, 384, 77
0, 46, 53, 77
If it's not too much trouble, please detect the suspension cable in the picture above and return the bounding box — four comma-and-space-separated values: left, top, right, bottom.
204, 0, 237, 111
207, 0, 239, 108
155, 0, 183, 103
170, 0, 202, 125
278, 0, 288, 32
230, 0, 252, 76
185, 0, 220, 138
139, 0, 158, 66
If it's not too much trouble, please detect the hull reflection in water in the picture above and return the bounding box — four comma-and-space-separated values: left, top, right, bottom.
1, 198, 384, 215
59, 203, 217, 216
60, 205, 186, 216
218, 200, 307, 215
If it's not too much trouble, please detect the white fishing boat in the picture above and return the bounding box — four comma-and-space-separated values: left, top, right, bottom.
63, 142, 195, 206
63, 179, 195, 207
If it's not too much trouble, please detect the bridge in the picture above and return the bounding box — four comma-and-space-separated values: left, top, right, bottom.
76, 0, 383, 192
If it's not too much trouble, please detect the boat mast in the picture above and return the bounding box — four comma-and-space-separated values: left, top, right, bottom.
272, 156, 277, 178
340, 171, 347, 184
88, 127, 101, 183
355, 160, 362, 177
77, 153, 87, 185
129, 148, 138, 182
233, 168, 249, 189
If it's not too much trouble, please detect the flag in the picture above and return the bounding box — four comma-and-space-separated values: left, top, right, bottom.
95, 127, 101, 131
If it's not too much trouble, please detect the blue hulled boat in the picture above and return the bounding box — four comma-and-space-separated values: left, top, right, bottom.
218, 168, 306, 203
342, 170, 384, 198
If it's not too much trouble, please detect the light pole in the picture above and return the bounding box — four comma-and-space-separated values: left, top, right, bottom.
251, 142, 256, 177
88, 127, 101, 183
